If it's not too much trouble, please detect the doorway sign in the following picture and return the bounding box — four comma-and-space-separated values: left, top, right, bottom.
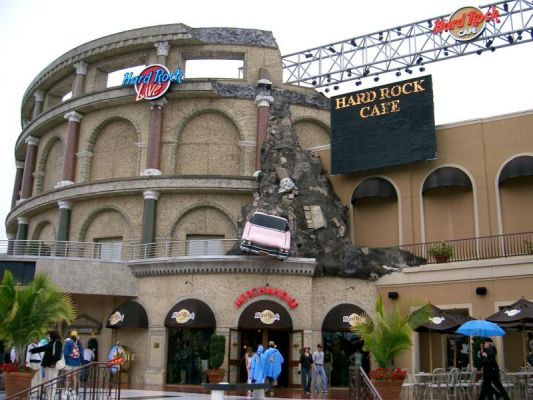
234, 286, 299, 309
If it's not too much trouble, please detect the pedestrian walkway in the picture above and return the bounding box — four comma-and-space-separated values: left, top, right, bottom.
0, 387, 350, 400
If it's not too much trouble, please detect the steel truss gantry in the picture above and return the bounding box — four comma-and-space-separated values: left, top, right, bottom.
282, 0, 533, 88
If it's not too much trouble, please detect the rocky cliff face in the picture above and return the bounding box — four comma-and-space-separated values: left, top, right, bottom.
229, 91, 422, 279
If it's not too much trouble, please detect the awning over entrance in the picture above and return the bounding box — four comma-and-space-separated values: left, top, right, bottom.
499, 156, 533, 184
238, 300, 293, 330
422, 167, 472, 193
165, 299, 216, 328
322, 303, 366, 331
351, 178, 397, 204
106, 301, 148, 329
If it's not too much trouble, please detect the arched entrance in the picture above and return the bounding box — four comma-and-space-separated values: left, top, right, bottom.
164, 299, 216, 384
231, 300, 294, 387
322, 303, 370, 387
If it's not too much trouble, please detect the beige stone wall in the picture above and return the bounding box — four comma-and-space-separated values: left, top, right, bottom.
69, 196, 143, 243
499, 176, 533, 234
353, 198, 399, 247
156, 193, 250, 240
28, 207, 58, 241
90, 119, 140, 181
34, 125, 68, 194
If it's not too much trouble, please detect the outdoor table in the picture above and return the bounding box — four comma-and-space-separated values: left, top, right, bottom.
506, 371, 533, 399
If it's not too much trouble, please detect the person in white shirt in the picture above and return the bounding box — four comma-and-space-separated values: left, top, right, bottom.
26, 337, 44, 387
312, 344, 328, 393
81, 345, 96, 382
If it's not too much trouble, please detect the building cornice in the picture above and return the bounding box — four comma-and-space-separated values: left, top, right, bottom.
6, 176, 257, 227
128, 256, 316, 277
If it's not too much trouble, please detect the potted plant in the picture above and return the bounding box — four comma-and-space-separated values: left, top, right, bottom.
428, 241, 453, 263
206, 334, 226, 383
352, 297, 428, 400
0, 270, 75, 396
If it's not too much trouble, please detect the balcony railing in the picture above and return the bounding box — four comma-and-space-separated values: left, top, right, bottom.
1, 231, 532, 264
0, 238, 239, 261
399, 231, 533, 266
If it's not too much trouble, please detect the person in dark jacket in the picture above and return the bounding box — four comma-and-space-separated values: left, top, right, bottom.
30, 330, 63, 391
298, 346, 313, 395
477, 338, 509, 400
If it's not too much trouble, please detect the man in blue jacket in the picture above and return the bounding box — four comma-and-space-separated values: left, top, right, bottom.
63, 330, 84, 399
263, 341, 284, 396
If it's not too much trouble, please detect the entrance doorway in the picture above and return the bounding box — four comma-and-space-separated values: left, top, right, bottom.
239, 329, 290, 387
233, 299, 295, 386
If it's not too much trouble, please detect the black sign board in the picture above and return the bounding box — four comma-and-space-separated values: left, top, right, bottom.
330, 75, 436, 174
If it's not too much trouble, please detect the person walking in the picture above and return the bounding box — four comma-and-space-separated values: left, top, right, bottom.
250, 345, 267, 384
298, 346, 313, 395
244, 346, 255, 394
80, 343, 95, 382
477, 338, 510, 400
26, 337, 44, 387
263, 341, 284, 396
30, 330, 63, 397
312, 344, 328, 394
63, 330, 83, 399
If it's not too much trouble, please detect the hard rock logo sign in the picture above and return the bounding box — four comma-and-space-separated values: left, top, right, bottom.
122, 64, 184, 101
172, 308, 195, 324
108, 311, 125, 326
432, 6, 500, 42
254, 310, 281, 325
342, 313, 365, 327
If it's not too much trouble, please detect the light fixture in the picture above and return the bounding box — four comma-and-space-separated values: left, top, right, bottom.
347, 69, 352, 77
443, 47, 449, 56
416, 56, 423, 65
419, 66, 425, 72
355, 80, 362, 86
395, 70, 401, 77
507, 35, 514, 43
476, 49, 483, 55
350, 39, 357, 47
326, 74, 331, 83
396, 27, 402, 36
503, 2, 508, 12
333, 85, 339, 90
388, 291, 399, 300
485, 39, 493, 48
476, 287, 487, 296
374, 76, 379, 82
530, 29, 533, 39
405, 68, 412, 74
363, 68, 370, 77
325, 88, 330, 93
517, 31, 523, 40
328, 46, 336, 53
312, 80, 317, 86
305, 53, 313, 58
378, 32, 383, 41
427, 20, 433, 28
490, 46, 496, 52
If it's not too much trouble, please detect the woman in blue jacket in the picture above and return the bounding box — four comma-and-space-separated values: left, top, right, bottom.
63, 330, 84, 398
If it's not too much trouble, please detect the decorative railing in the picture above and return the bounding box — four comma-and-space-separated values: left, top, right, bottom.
6, 362, 120, 400
399, 231, 533, 266
1, 231, 532, 264
351, 367, 382, 400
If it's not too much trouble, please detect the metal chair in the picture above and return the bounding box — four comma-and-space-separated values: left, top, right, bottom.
428, 368, 448, 400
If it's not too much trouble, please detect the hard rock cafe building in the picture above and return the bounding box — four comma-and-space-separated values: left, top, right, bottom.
3, 23, 533, 387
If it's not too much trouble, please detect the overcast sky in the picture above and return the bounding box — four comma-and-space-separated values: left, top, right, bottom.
0, 0, 532, 240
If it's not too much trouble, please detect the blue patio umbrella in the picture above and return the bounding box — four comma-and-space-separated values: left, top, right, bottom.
456, 320, 506, 337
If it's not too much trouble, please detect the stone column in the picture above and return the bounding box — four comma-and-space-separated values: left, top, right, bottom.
72, 61, 88, 98
32, 90, 45, 120
143, 99, 167, 176
56, 200, 72, 242
20, 136, 40, 201
55, 200, 72, 257
58, 111, 83, 187
6, 233, 15, 256
141, 190, 159, 258
255, 79, 274, 171
154, 41, 169, 65
15, 216, 29, 255
11, 161, 24, 207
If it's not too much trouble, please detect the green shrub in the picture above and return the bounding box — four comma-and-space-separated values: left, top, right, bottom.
209, 334, 226, 369
428, 241, 453, 258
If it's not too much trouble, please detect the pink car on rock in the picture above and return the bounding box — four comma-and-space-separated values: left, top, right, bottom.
240, 212, 291, 260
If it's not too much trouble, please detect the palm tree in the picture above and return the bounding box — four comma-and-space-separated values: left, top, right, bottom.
0, 270, 76, 366
353, 296, 428, 369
